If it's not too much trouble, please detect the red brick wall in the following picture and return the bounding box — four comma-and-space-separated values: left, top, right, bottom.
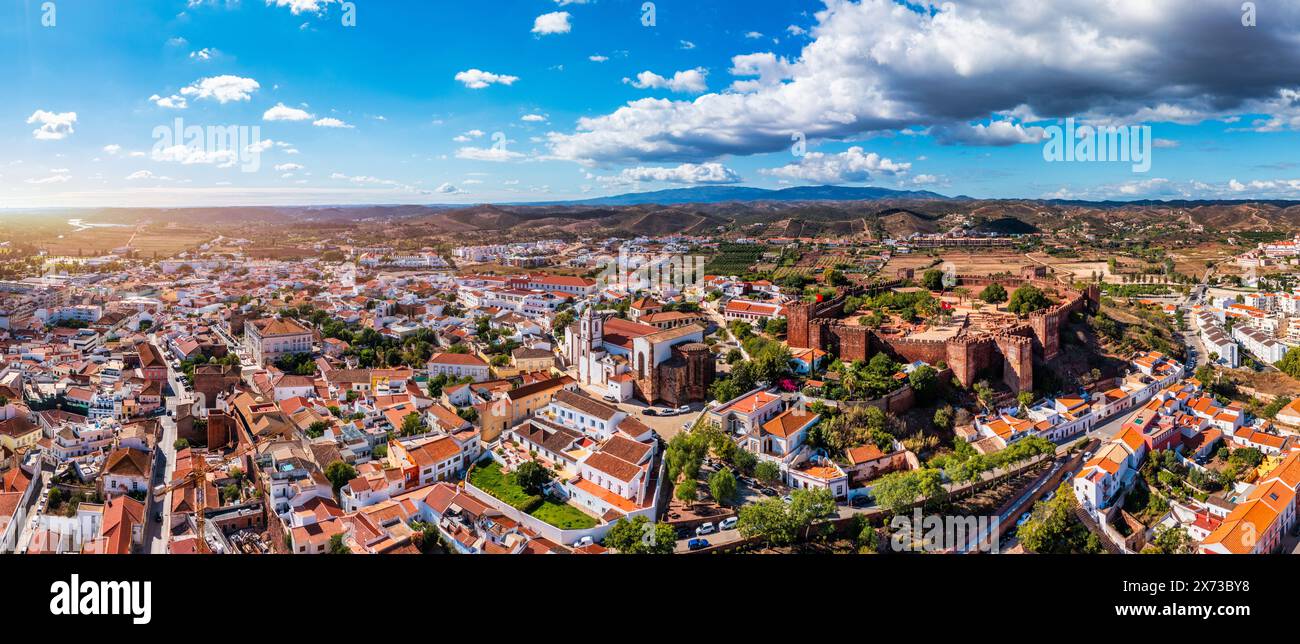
207, 410, 233, 450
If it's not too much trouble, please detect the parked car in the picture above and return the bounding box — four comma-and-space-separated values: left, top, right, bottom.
850, 496, 871, 508
687, 538, 710, 551
642, 409, 658, 416
719, 517, 738, 531
695, 522, 716, 536
759, 487, 776, 497
572, 536, 595, 548
676, 527, 693, 540
1016, 512, 1033, 528
602, 395, 618, 403
675, 405, 691, 414
781, 495, 793, 504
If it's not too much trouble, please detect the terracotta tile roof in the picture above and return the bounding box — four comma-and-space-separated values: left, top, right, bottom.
553, 389, 619, 421
429, 352, 488, 367
761, 408, 818, 439
104, 447, 152, 479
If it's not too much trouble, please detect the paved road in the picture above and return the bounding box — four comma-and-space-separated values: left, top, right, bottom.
674, 525, 743, 552
145, 412, 178, 554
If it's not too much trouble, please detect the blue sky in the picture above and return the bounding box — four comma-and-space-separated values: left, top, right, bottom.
5, 0, 1300, 207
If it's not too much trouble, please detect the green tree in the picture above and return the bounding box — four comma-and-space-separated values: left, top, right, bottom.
979, 283, 1007, 304
1017, 483, 1102, 554
908, 365, 939, 403
933, 405, 954, 431
324, 460, 358, 496
604, 516, 676, 554
1146, 526, 1194, 554
1017, 391, 1036, 411
789, 488, 837, 540
1006, 284, 1051, 316
856, 520, 879, 554
732, 447, 758, 475
823, 268, 848, 287
754, 460, 782, 484
973, 380, 996, 410
515, 459, 553, 495
675, 478, 698, 506
709, 468, 738, 506
872, 469, 946, 514
764, 316, 787, 337
306, 420, 331, 439
400, 412, 426, 436
737, 497, 799, 546
921, 269, 945, 291
665, 432, 708, 482
326, 533, 351, 554
1277, 347, 1300, 379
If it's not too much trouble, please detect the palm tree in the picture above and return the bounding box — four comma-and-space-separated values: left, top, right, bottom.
842, 368, 862, 400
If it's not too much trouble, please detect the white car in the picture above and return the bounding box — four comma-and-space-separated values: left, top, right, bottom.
572, 536, 595, 548
695, 522, 716, 536
719, 517, 738, 531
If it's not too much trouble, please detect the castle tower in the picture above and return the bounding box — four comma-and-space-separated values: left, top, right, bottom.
787, 301, 813, 349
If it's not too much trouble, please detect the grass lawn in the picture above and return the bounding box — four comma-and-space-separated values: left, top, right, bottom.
531, 500, 598, 530
469, 461, 598, 530
468, 461, 536, 508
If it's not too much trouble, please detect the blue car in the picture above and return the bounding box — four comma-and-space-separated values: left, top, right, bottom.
687, 538, 710, 551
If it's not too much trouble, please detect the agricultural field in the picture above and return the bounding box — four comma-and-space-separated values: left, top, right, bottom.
36, 222, 215, 258
880, 253, 941, 276
704, 243, 767, 276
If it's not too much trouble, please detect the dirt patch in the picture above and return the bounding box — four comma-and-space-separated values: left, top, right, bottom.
1225, 370, 1300, 398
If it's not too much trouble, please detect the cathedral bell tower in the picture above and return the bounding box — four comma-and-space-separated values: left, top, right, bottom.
580, 306, 603, 350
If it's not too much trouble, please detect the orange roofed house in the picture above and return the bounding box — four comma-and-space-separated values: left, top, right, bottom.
1199, 452, 1300, 554
246, 317, 313, 368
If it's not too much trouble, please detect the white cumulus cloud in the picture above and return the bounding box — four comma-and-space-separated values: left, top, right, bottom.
179, 75, 260, 103
263, 103, 315, 121
532, 11, 571, 35
763, 147, 910, 184
454, 69, 519, 89
625, 68, 708, 94
26, 110, 77, 140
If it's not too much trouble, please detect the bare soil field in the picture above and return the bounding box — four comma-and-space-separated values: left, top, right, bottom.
1226, 370, 1300, 398
1169, 243, 1242, 280
940, 251, 1031, 275
881, 254, 941, 275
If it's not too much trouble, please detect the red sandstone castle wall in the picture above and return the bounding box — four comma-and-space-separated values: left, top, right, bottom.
877, 336, 948, 365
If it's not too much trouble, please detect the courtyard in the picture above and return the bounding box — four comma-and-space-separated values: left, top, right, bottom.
468, 461, 598, 531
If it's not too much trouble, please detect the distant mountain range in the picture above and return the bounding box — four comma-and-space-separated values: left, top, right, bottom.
522, 184, 956, 206
11, 187, 1300, 245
